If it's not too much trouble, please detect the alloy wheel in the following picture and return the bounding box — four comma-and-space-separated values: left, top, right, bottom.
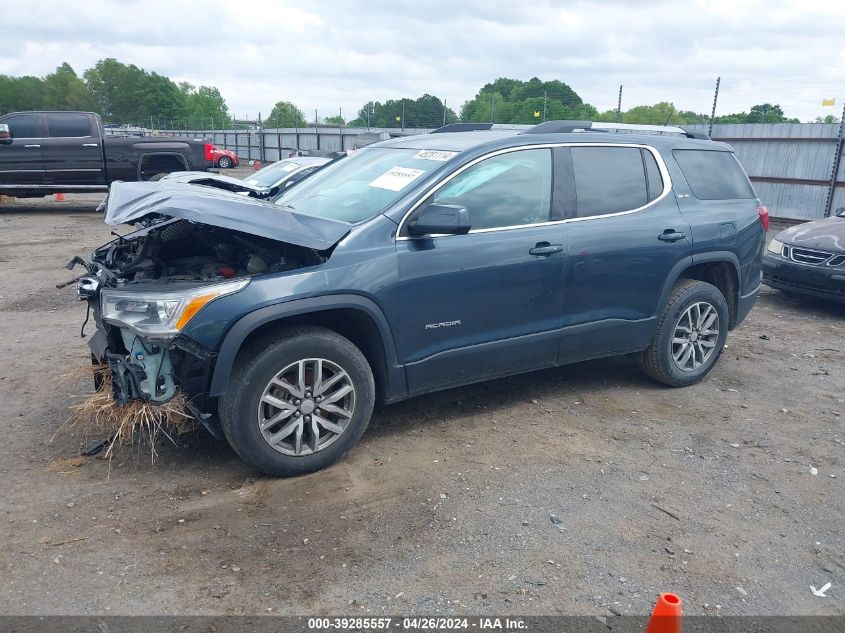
257, 358, 355, 456
671, 301, 720, 371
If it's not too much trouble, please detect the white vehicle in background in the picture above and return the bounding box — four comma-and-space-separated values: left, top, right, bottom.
157, 156, 336, 200
242, 157, 332, 197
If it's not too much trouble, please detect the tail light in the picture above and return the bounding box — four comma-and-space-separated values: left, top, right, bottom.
204, 143, 214, 161
757, 205, 769, 232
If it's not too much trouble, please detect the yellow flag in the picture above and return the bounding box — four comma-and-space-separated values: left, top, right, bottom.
533, 111, 541, 118
822, 98, 836, 106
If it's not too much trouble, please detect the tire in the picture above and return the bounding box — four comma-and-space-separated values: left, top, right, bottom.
147, 173, 166, 182
642, 279, 729, 387
217, 156, 232, 168
219, 325, 375, 476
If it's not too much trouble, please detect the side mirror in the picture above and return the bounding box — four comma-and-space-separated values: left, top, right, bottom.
0, 124, 11, 145
407, 203, 471, 236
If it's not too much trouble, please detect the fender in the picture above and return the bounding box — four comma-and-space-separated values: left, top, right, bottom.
654, 251, 743, 321
208, 294, 406, 400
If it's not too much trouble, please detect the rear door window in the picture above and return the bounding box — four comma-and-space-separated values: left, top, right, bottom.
5, 114, 41, 139
570, 146, 648, 217
46, 113, 92, 138
672, 149, 755, 200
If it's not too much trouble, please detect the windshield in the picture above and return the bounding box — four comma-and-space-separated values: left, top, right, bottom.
245, 160, 301, 188
274, 147, 455, 222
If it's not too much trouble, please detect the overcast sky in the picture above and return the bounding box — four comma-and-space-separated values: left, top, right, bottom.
3, 0, 843, 122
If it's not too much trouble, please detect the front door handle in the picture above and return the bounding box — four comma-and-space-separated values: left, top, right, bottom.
658, 230, 687, 243
24, 144, 41, 149
82, 143, 99, 148
529, 243, 564, 256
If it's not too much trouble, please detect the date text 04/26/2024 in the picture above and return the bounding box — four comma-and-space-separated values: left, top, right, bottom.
307, 617, 527, 630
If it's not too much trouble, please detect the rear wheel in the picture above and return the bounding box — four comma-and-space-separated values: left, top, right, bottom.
219, 326, 375, 476
642, 279, 729, 387
217, 156, 232, 168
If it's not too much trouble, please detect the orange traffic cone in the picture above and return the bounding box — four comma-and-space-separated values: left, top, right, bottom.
645, 593, 682, 633
55, 192, 66, 202
253, 160, 262, 170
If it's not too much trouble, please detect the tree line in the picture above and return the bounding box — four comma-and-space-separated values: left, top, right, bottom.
1, 60, 231, 128
2, 62, 837, 129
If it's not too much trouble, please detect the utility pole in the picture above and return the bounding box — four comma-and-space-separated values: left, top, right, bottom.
401, 99, 405, 131
258, 112, 264, 163
443, 98, 447, 126
708, 76, 721, 137
490, 96, 495, 124
543, 91, 548, 122
616, 85, 623, 123
824, 99, 845, 217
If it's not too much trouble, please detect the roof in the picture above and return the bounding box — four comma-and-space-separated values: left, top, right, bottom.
373, 129, 729, 154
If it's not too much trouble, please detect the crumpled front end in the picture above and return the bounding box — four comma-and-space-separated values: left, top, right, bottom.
67, 184, 337, 434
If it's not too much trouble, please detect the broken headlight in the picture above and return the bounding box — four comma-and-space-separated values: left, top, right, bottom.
100, 278, 249, 338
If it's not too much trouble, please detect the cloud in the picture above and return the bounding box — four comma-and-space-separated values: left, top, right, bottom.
2, 0, 842, 121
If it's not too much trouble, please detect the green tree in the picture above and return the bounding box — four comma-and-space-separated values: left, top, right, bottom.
324, 115, 346, 125
622, 102, 705, 125
350, 95, 457, 128
179, 83, 231, 127
459, 77, 596, 124
84, 58, 186, 125
42, 63, 96, 111
265, 100, 308, 128
814, 114, 841, 124
713, 103, 798, 124
0, 75, 44, 113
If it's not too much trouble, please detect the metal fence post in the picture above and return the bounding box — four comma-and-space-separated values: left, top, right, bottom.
823, 101, 845, 217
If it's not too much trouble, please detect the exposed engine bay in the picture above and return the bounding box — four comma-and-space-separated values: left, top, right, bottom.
91, 217, 323, 286
68, 217, 327, 426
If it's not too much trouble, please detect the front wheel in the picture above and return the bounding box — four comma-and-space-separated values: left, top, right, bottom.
217, 156, 232, 168
219, 325, 375, 476
642, 279, 729, 387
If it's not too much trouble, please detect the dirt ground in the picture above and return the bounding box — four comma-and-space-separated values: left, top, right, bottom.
0, 192, 842, 617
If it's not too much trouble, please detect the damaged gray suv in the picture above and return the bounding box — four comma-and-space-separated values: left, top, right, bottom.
69, 121, 767, 476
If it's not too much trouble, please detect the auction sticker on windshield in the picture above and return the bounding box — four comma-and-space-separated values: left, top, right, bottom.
369, 166, 425, 191
414, 150, 458, 161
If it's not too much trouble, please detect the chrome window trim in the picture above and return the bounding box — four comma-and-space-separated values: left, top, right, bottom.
395, 142, 673, 240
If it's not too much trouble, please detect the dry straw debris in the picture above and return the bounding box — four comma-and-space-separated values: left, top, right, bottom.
61, 364, 195, 462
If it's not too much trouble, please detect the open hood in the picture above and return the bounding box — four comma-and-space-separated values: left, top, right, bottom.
160, 171, 270, 195
104, 180, 350, 251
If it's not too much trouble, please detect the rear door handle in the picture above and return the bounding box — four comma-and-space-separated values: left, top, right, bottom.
529, 243, 564, 256
82, 143, 99, 148
658, 230, 686, 243
24, 144, 41, 149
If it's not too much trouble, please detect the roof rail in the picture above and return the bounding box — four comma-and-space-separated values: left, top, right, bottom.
430, 123, 494, 134
519, 120, 710, 140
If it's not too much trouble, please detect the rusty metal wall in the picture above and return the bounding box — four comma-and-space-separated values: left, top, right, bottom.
685, 123, 843, 220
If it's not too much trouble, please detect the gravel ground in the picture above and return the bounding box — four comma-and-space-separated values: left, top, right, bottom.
0, 192, 842, 617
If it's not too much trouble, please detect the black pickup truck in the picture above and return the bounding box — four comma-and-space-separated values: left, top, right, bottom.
0, 111, 214, 197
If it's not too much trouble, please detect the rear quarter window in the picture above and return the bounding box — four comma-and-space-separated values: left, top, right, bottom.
672, 149, 755, 200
